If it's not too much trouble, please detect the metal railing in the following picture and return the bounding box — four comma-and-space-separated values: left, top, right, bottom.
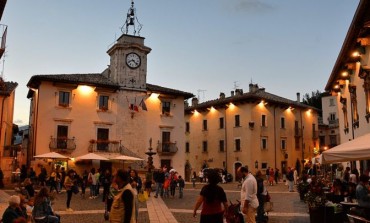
49, 137, 76, 152
156, 142, 178, 154
89, 140, 121, 153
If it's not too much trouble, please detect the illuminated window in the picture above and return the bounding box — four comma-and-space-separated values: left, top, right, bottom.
59, 91, 70, 107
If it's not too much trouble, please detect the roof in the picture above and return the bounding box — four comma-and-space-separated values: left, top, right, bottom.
0, 80, 17, 96
325, 0, 370, 91
185, 88, 316, 113
0, 0, 6, 21
27, 73, 194, 99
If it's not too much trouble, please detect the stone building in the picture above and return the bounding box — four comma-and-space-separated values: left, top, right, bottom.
26, 30, 193, 175
324, 0, 370, 170
185, 84, 318, 181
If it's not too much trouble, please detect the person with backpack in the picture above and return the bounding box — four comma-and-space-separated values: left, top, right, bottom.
177, 175, 185, 198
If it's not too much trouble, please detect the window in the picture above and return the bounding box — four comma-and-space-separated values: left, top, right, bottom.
295, 137, 300, 149
203, 120, 208, 131
219, 140, 224, 152
330, 135, 337, 146
97, 128, 109, 151
261, 137, 267, 150
319, 136, 325, 146
202, 141, 208, 152
219, 117, 224, 129
185, 122, 190, 133
162, 101, 171, 115
235, 138, 241, 151
280, 117, 285, 129
99, 95, 109, 110
185, 142, 190, 153
281, 138, 287, 150
261, 162, 268, 169
261, 114, 267, 127
235, 115, 240, 127
162, 131, 171, 152
57, 125, 68, 149
59, 91, 70, 107
329, 113, 336, 121
329, 98, 335, 106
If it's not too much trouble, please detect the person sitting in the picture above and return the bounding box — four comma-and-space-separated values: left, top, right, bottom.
2, 195, 24, 223
330, 179, 344, 203
354, 174, 370, 220
32, 187, 60, 223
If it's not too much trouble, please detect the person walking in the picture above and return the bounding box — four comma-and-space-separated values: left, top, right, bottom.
144, 168, 153, 197
64, 169, 76, 211
191, 171, 197, 188
103, 170, 113, 202
237, 166, 259, 223
154, 168, 165, 198
293, 168, 298, 185
287, 167, 294, 192
274, 168, 279, 185
268, 168, 274, 186
255, 170, 266, 223
49, 168, 59, 193
169, 171, 178, 198
193, 169, 228, 223
177, 175, 185, 199
109, 169, 136, 223
199, 170, 204, 183
88, 168, 97, 199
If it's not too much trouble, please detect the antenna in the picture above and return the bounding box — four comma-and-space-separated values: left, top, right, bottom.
233, 81, 240, 90
197, 89, 206, 103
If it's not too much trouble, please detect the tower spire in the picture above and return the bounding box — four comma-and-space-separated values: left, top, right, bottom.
121, 0, 143, 36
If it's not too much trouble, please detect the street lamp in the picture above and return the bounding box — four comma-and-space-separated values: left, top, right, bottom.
255, 160, 258, 169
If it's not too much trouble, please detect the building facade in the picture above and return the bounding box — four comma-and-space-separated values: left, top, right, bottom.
27, 33, 193, 176
185, 84, 319, 181
325, 0, 370, 170
319, 93, 340, 151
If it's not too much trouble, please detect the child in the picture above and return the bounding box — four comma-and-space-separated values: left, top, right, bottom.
177, 175, 185, 198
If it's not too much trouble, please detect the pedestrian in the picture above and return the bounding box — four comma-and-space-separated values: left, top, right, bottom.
2, 195, 23, 223
154, 168, 165, 198
274, 168, 279, 185
103, 170, 113, 202
64, 169, 76, 211
81, 170, 88, 199
144, 168, 153, 197
237, 166, 259, 223
265, 167, 270, 182
293, 168, 298, 185
60, 167, 66, 191
199, 170, 204, 183
95, 168, 101, 196
193, 169, 228, 223
169, 171, 178, 198
109, 169, 136, 223
129, 170, 139, 222
177, 175, 185, 198
255, 170, 266, 223
268, 168, 274, 186
191, 171, 197, 188
287, 167, 294, 192
107, 175, 119, 215
38, 167, 47, 187
28, 167, 36, 184
49, 168, 59, 193
88, 168, 97, 199
32, 187, 60, 223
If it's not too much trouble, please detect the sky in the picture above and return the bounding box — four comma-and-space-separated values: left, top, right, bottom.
1, 0, 359, 126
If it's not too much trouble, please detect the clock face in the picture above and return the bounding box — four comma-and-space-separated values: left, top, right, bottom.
126, 53, 141, 69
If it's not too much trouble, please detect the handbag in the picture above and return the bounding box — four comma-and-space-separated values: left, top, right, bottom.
72, 185, 79, 194
264, 201, 273, 212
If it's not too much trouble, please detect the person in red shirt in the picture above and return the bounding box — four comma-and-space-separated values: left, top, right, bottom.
193, 169, 228, 223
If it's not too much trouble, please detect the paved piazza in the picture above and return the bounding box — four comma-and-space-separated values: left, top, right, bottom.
0, 181, 309, 223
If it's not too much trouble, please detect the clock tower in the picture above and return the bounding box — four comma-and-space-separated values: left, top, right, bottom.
107, 1, 151, 90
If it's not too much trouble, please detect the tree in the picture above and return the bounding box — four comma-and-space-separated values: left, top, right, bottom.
302, 90, 322, 110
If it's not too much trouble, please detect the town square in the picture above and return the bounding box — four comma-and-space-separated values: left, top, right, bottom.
0, 0, 369, 223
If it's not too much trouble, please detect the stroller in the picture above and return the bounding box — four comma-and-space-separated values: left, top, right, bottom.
225, 200, 244, 223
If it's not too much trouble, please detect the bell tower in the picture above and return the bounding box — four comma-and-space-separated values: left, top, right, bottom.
107, 0, 151, 91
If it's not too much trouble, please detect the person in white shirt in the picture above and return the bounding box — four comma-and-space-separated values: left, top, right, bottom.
237, 166, 259, 223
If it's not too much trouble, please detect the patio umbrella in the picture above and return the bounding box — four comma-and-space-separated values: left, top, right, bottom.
34, 152, 69, 159
74, 153, 109, 161
110, 155, 144, 161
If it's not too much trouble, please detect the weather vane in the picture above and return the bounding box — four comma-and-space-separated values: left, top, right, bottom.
121, 0, 142, 36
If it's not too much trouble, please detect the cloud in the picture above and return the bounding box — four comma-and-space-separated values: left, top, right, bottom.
227, 0, 274, 14
14, 119, 24, 125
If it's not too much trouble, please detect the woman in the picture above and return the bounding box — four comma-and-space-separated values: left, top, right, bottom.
32, 187, 60, 223
2, 195, 24, 223
88, 168, 97, 199
193, 169, 228, 223
129, 169, 140, 221
64, 169, 75, 211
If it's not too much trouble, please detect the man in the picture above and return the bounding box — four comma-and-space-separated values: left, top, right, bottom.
2, 195, 23, 223
109, 169, 136, 223
154, 168, 165, 198
237, 166, 259, 223
287, 167, 294, 192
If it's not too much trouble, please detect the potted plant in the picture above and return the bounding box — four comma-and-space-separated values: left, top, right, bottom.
297, 176, 310, 201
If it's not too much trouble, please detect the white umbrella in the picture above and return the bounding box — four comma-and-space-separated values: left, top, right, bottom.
74, 153, 109, 161
111, 155, 144, 161
34, 152, 69, 159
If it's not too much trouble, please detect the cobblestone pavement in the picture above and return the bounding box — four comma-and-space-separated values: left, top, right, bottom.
0, 180, 310, 223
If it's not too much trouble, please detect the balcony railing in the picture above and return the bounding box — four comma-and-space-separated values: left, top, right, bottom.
3, 145, 22, 157
89, 140, 121, 153
49, 137, 76, 152
157, 142, 178, 155
328, 119, 339, 127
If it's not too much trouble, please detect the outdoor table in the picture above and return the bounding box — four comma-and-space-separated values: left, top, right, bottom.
340, 201, 359, 223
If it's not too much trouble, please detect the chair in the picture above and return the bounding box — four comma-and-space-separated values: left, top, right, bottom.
347, 214, 370, 223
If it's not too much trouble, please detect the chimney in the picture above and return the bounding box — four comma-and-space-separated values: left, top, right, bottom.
184, 100, 189, 108
231, 91, 234, 97
296, 92, 300, 102
235, 89, 243, 96
219, 92, 225, 99
249, 84, 259, 93
191, 97, 198, 106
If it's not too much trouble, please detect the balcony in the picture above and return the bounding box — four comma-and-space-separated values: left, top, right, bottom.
156, 142, 178, 155
88, 140, 121, 153
3, 145, 22, 157
328, 119, 339, 127
294, 128, 302, 137
49, 137, 76, 153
